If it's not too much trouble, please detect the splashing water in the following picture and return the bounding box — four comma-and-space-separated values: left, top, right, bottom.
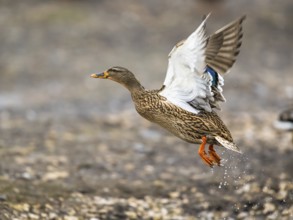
217, 149, 249, 189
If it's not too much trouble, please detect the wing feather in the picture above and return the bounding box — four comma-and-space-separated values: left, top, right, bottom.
160, 15, 245, 114
206, 15, 246, 75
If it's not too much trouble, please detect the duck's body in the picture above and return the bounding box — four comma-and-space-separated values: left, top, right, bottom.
91, 15, 245, 167
132, 89, 233, 146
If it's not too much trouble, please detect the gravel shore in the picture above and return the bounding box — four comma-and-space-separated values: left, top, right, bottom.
0, 0, 292, 219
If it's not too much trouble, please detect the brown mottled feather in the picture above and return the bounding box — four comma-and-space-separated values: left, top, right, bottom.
132, 90, 234, 146
206, 15, 245, 75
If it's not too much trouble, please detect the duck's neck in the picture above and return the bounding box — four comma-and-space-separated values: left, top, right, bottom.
122, 77, 145, 94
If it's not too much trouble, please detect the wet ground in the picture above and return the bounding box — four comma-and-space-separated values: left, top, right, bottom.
0, 0, 292, 219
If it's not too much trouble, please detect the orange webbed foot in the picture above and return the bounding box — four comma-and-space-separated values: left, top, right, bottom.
198, 137, 214, 167
208, 145, 221, 166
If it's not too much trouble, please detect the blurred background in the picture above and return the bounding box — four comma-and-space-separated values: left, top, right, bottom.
0, 0, 292, 219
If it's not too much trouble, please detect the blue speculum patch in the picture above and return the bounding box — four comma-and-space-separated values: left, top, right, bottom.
206, 66, 218, 86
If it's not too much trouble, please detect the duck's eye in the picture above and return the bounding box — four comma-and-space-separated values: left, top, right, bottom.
111, 67, 123, 72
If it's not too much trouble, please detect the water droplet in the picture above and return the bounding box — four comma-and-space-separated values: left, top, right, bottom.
219, 181, 223, 189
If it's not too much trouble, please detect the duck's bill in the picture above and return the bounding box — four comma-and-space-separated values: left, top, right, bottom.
90, 71, 109, 78
90, 73, 104, 78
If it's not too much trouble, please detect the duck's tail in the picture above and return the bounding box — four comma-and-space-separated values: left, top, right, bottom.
215, 136, 242, 153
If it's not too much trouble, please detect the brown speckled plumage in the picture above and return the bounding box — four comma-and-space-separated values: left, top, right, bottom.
91, 66, 240, 167
132, 89, 233, 146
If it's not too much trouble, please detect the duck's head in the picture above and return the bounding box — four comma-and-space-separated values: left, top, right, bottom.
91, 66, 143, 92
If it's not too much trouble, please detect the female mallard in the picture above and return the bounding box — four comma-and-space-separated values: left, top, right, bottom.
91, 15, 245, 167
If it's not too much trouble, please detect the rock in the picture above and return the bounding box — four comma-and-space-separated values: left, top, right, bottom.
20, 172, 33, 180
42, 171, 69, 181
28, 213, 38, 219
281, 207, 292, 216
11, 203, 30, 212
0, 194, 7, 201
169, 191, 180, 199
64, 216, 78, 220
125, 211, 137, 219
263, 203, 276, 214
267, 211, 279, 219
48, 212, 57, 219
237, 212, 248, 219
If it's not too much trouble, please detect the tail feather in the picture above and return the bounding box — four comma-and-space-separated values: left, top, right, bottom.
215, 136, 242, 153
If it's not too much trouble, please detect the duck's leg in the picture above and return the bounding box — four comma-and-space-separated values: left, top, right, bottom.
208, 145, 221, 166
198, 136, 213, 167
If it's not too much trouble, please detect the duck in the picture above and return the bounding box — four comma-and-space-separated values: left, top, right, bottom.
274, 107, 293, 144
91, 15, 245, 167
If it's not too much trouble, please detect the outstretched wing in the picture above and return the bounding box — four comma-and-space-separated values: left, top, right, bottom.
160, 15, 245, 114
206, 16, 246, 75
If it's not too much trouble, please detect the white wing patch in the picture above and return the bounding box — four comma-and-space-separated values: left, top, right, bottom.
160, 15, 214, 114
160, 15, 244, 114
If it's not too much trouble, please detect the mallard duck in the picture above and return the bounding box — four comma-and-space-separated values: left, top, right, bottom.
274, 107, 293, 144
91, 15, 245, 167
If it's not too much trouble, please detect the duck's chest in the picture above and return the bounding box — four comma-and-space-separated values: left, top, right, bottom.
134, 98, 200, 142
132, 92, 167, 121
133, 95, 187, 135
